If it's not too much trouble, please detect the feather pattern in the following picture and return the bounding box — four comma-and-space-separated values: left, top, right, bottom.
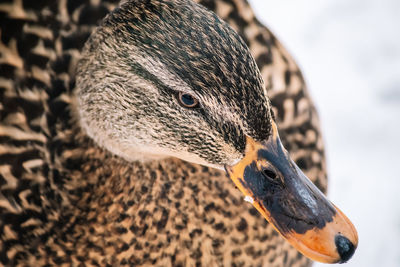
0, 0, 326, 266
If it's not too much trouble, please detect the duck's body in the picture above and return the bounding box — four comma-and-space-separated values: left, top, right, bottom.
0, 0, 332, 266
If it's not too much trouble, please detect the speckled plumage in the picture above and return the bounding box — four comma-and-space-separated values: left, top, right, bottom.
0, 0, 326, 266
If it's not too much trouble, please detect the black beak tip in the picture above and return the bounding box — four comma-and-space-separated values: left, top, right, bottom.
335, 234, 356, 263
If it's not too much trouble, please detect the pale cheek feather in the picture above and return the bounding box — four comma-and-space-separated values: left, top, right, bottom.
78, 73, 242, 165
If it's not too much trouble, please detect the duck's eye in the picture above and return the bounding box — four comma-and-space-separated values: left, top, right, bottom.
177, 92, 199, 108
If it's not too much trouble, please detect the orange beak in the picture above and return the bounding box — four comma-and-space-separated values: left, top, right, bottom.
225, 121, 358, 263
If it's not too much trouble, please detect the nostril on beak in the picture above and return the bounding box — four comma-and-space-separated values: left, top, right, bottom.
262, 169, 277, 180
335, 234, 356, 263
261, 167, 284, 186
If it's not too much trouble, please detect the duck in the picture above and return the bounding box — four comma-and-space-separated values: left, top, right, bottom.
0, 0, 358, 266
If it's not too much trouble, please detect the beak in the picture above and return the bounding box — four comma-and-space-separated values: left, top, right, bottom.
225, 122, 358, 263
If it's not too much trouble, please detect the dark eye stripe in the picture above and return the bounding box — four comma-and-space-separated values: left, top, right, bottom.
177, 92, 199, 108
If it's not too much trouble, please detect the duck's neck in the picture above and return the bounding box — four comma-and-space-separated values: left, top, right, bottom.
52, 130, 237, 265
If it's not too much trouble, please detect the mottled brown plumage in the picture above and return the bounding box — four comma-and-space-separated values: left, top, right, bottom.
0, 0, 326, 266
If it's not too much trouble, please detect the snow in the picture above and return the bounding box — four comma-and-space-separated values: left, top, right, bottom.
247, 0, 400, 266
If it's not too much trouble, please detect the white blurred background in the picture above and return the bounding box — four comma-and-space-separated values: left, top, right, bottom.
248, 0, 400, 266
